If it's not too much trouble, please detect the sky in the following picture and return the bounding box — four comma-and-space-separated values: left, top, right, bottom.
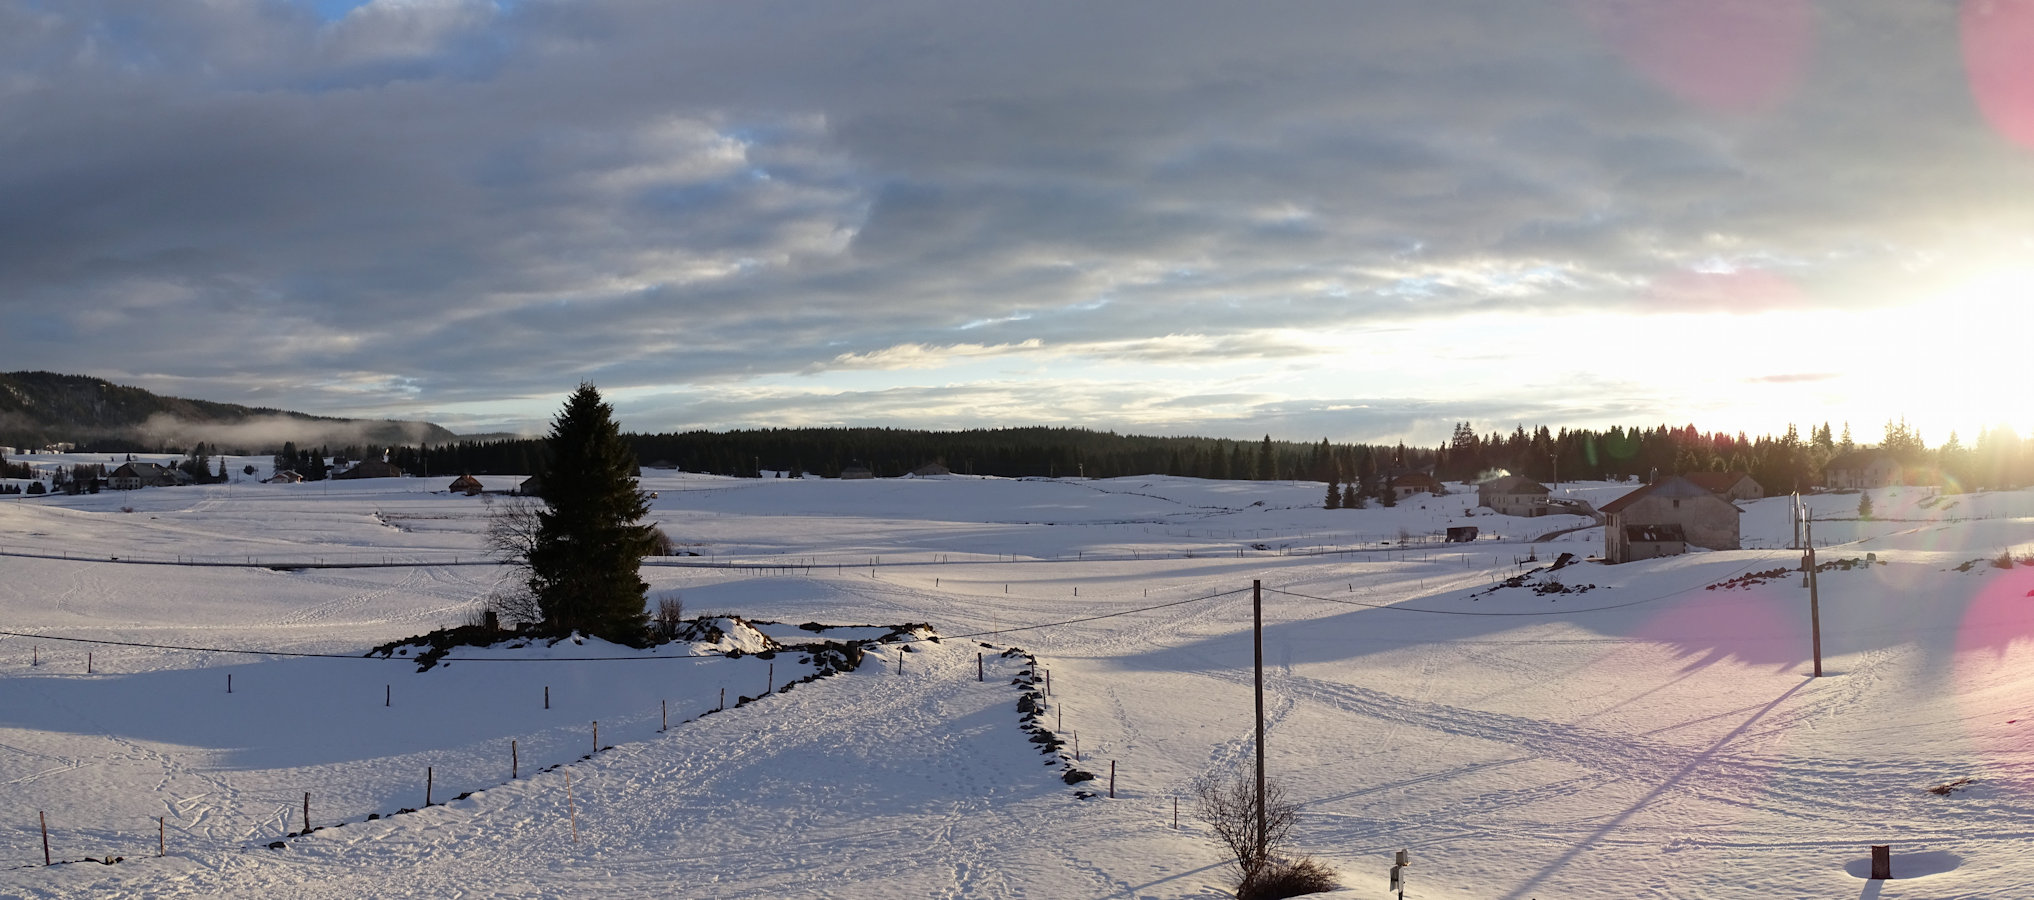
4, 0, 2033, 448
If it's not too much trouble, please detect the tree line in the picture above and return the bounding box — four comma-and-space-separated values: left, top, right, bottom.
22, 418, 2034, 493
381, 420, 2034, 492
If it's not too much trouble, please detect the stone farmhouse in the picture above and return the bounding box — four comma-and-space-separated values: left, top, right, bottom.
1476, 475, 1551, 516
334, 459, 404, 480
1823, 451, 1901, 489
108, 462, 181, 490
1601, 475, 1742, 564
1389, 471, 1444, 499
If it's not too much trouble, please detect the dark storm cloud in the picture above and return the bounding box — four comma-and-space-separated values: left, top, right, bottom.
2, 0, 2028, 432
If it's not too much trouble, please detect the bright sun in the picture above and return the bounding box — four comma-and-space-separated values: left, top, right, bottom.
1870, 267, 2034, 440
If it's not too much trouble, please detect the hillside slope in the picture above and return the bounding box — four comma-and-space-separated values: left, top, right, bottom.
0, 371, 456, 451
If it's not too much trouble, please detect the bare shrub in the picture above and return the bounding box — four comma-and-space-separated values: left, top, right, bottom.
483, 587, 544, 630
1238, 856, 1338, 900
649, 525, 675, 556
652, 594, 685, 641
1195, 774, 1300, 886
483, 496, 544, 569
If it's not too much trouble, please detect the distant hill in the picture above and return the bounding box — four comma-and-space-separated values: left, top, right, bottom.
0, 371, 458, 453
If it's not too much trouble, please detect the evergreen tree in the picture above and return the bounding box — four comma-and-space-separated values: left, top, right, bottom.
1344, 484, 1362, 509
1324, 475, 1340, 510
1858, 491, 1873, 520
526, 383, 654, 644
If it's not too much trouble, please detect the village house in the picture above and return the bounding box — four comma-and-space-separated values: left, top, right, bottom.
910, 462, 952, 477
1823, 451, 1901, 489
333, 459, 404, 480
1600, 475, 1742, 564
1477, 474, 1551, 516
108, 461, 178, 491
448, 474, 485, 495
1682, 471, 1764, 502
840, 465, 875, 480
1389, 472, 1444, 500
264, 470, 304, 484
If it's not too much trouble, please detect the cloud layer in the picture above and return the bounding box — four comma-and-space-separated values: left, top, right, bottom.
4, 0, 2031, 444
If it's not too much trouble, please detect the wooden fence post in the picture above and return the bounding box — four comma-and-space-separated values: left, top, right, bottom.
386, 684, 391, 707
512, 740, 518, 779
592, 721, 599, 753
303, 792, 310, 833
159, 816, 165, 856
87, 652, 92, 674
978, 653, 983, 682
426, 767, 434, 807
40, 810, 50, 865
1871, 845, 1891, 880
1110, 760, 1116, 798
544, 686, 550, 709
661, 699, 668, 732
768, 663, 774, 693
227, 673, 232, 693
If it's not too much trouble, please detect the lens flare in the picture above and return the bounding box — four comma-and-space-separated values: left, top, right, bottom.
1962, 0, 2034, 150
1646, 268, 1807, 314
1631, 587, 1808, 672
1579, 0, 1815, 114
1953, 564, 2034, 757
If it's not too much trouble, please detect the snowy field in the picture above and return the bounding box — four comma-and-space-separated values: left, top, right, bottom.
3, 457, 2034, 899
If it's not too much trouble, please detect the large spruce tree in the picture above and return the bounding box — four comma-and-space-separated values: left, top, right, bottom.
527, 383, 653, 644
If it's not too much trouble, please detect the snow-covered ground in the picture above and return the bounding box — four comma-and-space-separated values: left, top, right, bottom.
3, 459, 2033, 898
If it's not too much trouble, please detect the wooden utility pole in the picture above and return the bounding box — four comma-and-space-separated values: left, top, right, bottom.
1807, 514, 1823, 677
1253, 578, 1266, 866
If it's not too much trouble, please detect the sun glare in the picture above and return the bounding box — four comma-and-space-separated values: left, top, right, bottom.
1887, 267, 2034, 434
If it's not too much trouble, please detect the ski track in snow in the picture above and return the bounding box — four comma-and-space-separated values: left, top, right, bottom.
2, 471, 2033, 898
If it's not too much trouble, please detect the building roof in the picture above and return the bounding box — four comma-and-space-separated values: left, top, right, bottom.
1681, 471, 1756, 493
1600, 475, 1742, 515
448, 474, 484, 491
1824, 450, 1895, 471
334, 459, 404, 480
1478, 474, 1549, 495
1391, 472, 1442, 488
